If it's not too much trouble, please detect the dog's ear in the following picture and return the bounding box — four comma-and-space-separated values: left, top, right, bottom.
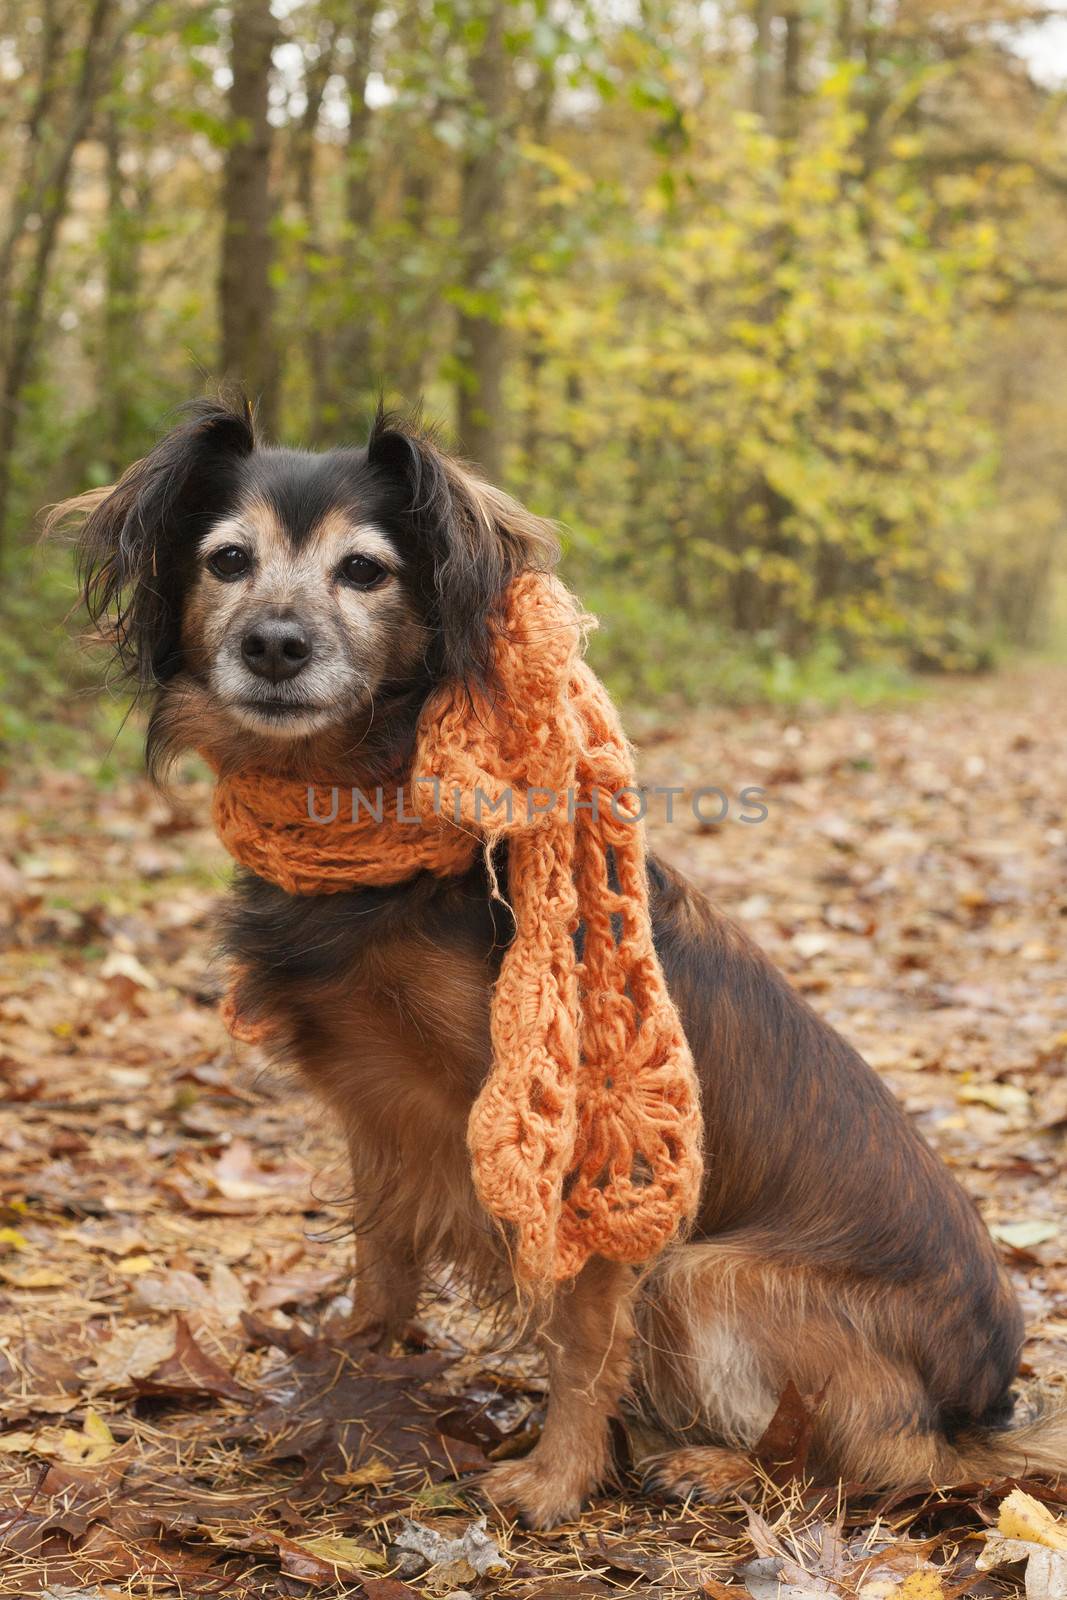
366, 409, 558, 685
46, 395, 255, 688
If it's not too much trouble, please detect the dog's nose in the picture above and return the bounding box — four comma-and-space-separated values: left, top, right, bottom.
241, 618, 312, 682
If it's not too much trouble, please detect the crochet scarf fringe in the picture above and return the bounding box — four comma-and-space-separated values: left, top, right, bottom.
209, 571, 704, 1285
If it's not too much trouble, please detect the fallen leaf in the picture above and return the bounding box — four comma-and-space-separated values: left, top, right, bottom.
58, 1407, 118, 1464
394, 1516, 507, 1582
896, 1575, 946, 1599
998, 1488, 1067, 1550
131, 1267, 214, 1315
100, 949, 159, 989
89, 1321, 177, 1387
858, 1572, 946, 1599
114, 1253, 155, 1275
0, 1264, 68, 1288
753, 1379, 827, 1479
0, 1430, 39, 1453
258, 1529, 388, 1584
330, 1456, 395, 1488
296, 1533, 388, 1571
737, 1558, 836, 1599
991, 1221, 1059, 1250
1025, 1548, 1067, 1599
253, 1262, 345, 1311
207, 1258, 250, 1324
588, 1535, 674, 1581
978, 1533, 1067, 1598
958, 1081, 1031, 1117
211, 1138, 309, 1202
360, 1581, 421, 1600
136, 1316, 249, 1401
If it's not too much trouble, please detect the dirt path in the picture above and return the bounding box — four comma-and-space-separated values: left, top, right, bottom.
2, 668, 1065, 1595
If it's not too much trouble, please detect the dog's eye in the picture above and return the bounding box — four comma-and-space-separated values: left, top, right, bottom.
338, 554, 388, 590
207, 545, 251, 580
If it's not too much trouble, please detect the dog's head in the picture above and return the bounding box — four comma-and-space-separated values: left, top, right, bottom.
51, 397, 557, 776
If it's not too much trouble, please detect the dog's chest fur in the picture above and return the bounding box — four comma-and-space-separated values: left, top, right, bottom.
222, 866, 509, 1281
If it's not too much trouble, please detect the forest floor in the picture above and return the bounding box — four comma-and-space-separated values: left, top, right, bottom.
2, 666, 1067, 1598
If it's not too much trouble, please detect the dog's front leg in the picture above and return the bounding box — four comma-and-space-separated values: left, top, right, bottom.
344, 1136, 422, 1346
481, 1256, 635, 1527
346, 1213, 421, 1346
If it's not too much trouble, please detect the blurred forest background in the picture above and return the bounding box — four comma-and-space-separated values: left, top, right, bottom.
3, 0, 1067, 749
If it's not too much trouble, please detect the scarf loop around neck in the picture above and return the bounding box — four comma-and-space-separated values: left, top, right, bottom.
209, 571, 704, 1286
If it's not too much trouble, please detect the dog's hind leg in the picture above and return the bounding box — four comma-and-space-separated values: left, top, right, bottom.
631, 1240, 780, 1501
632, 1237, 970, 1501
641, 1442, 760, 1503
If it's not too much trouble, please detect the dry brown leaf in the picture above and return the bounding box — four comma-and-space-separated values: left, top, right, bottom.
88, 1321, 177, 1387
135, 1315, 249, 1401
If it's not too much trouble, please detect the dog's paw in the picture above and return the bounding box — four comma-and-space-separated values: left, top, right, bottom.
479, 1455, 595, 1529
339, 1310, 428, 1351
642, 1445, 757, 1505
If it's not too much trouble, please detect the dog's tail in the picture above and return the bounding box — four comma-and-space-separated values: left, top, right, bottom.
950, 1396, 1067, 1483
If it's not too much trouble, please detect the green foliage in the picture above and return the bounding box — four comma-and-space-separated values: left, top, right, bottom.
0, 547, 146, 776
585, 587, 917, 710
512, 75, 1023, 678
0, 548, 87, 762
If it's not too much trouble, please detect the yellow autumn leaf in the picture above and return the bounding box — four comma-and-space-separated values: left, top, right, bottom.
991, 1220, 1058, 1250
0, 1265, 67, 1288
114, 1254, 156, 1275
0, 1431, 39, 1454
958, 1082, 1031, 1117
330, 1457, 394, 1489
859, 1571, 944, 1599
295, 1535, 387, 1572
897, 1573, 946, 1599
0, 1227, 28, 1252
58, 1408, 118, 1466
998, 1488, 1067, 1551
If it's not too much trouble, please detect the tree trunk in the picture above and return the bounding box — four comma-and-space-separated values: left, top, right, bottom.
386, 0, 443, 408
0, 0, 63, 355
293, 21, 339, 443
781, 2, 803, 140
456, 0, 509, 481
341, 0, 378, 418
219, 0, 278, 436
836, 0, 853, 59
316, 0, 378, 439
518, 56, 554, 482
101, 110, 144, 475
752, 0, 774, 122
0, 0, 134, 546
392, 163, 433, 404
344, 0, 377, 254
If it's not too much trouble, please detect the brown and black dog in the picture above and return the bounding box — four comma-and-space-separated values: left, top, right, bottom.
52, 395, 1064, 1528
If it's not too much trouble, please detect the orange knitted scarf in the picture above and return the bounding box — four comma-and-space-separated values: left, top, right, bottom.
209, 572, 703, 1285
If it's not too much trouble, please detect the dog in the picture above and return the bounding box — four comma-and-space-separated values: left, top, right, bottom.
51, 395, 1064, 1529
